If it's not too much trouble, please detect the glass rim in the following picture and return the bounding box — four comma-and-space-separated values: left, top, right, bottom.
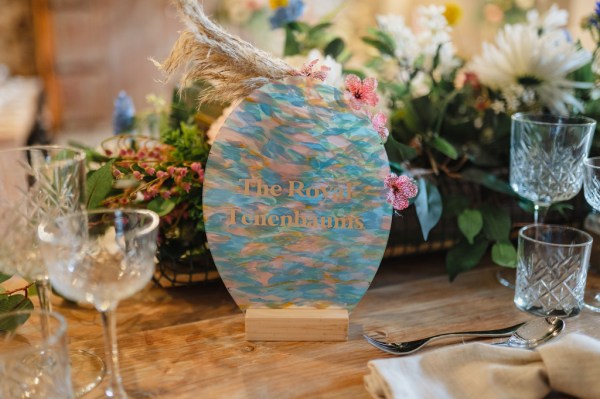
0, 145, 86, 162
51, 208, 160, 237
519, 224, 593, 247
0, 309, 67, 356
511, 112, 597, 127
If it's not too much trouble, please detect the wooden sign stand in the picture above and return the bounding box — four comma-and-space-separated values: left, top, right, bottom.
245, 308, 349, 342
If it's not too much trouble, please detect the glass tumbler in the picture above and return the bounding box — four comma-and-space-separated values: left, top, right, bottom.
0, 310, 74, 399
514, 224, 593, 317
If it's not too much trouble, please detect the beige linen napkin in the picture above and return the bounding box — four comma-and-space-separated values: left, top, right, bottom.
364, 333, 600, 399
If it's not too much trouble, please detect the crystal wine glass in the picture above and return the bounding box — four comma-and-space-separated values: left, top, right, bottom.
0, 145, 105, 396
496, 113, 596, 288
583, 156, 600, 312
39, 209, 159, 398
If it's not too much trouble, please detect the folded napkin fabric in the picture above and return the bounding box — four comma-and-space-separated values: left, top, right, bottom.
364, 333, 600, 399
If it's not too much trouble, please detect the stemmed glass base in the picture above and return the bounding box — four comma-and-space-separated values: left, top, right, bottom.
71, 349, 106, 397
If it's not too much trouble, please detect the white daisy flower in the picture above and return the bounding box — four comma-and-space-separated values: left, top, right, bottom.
526, 4, 568, 33
470, 22, 592, 115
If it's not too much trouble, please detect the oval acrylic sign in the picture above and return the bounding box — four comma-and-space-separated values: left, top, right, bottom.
203, 77, 392, 311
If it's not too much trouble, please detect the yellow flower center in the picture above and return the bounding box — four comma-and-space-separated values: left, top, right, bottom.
443, 2, 462, 26
269, 0, 289, 9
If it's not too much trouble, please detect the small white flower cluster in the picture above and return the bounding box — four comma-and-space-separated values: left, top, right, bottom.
470, 5, 591, 115
376, 5, 461, 97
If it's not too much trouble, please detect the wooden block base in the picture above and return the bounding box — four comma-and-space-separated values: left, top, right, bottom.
245, 308, 349, 341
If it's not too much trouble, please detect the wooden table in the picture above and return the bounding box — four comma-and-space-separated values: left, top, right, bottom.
53, 254, 600, 398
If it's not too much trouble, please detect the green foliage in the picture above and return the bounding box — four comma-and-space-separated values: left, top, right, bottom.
491, 241, 517, 268
0, 273, 10, 284
86, 160, 116, 209
414, 178, 442, 241
0, 295, 33, 331
458, 209, 482, 244
446, 237, 489, 281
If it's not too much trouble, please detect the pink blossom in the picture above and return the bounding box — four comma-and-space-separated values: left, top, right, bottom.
167, 166, 176, 176
295, 59, 330, 82
133, 171, 143, 181
197, 169, 205, 183
113, 169, 122, 178
156, 170, 168, 179
344, 74, 379, 110
190, 162, 202, 174
370, 112, 389, 141
145, 167, 156, 176
161, 191, 171, 199
146, 185, 159, 198
384, 173, 418, 211
176, 167, 188, 177
181, 182, 191, 193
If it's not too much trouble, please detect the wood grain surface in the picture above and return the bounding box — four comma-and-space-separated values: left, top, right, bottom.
53, 254, 600, 398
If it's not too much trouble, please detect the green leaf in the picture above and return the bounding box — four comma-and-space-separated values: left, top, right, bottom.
0, 273, 10, 284
362, 36, 395, 57
147, 197, 176, 217
430, 136, 458, 159
323, 38, 345, 59
461, 168, 515, 196
480, 204, 511, 241
86, 159, 116, 209
384, 136, 418, 164
284, 25, 301, 56
414, 178, 443, 241
491, 241, 517, 268
443, 195, 470, 218
457, 209, 483, 244
0, 295, 34, 331
446, 238, 490, 282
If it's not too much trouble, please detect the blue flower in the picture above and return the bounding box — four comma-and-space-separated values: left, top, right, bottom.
269, 0, 305, 29
595, 1, 600, 18
112, 91, 135, 135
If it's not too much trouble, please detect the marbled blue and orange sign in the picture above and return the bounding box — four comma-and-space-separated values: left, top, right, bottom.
203, 77, 392, 311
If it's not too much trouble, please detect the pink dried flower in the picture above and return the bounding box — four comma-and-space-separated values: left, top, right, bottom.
161, 191, 171, 199
167, 166, 176, 176
384, 173, 418, 211
113, 169, 122, 178
176, 167, 188, 177
145, 167, 156, 176
156, 170, 169, 179
146, 185, 159, 198
133, 171, 143, 181
190, 162, 202, 174
296, 59, 330, 82
197, 169, 205, 183
344, 74, 379, 110
370, 111, 389, 141
181, 182, 192, 193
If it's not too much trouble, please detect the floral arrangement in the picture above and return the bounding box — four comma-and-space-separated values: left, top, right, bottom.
80, 1, 418, 283
265, 2, 600, 279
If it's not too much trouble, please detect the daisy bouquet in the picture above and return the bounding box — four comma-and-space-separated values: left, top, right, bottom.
271, 2, 599, 278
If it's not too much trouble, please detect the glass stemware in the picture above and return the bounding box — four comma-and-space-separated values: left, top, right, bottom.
582, 156, 600, 312
0, 145, 105, 396
497, 113, 596, 288
39, 209, 159, 398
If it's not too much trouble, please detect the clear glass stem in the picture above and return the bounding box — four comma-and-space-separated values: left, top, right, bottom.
35, 278, 53, 312
100, 307, 127, 398
533, 204, 549, 224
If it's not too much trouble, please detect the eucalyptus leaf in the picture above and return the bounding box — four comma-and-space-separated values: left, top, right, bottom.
414, 178, 443, 240
86, 159, 116, 209
491, 241, 517, 268
147, 197, 176, 217
0, 295, 33, 331
362, 36, 395, 57
430, 136, 458, 159
480, 204, 511, 241
458, 209, 483, 244
446, 238, 490, 281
